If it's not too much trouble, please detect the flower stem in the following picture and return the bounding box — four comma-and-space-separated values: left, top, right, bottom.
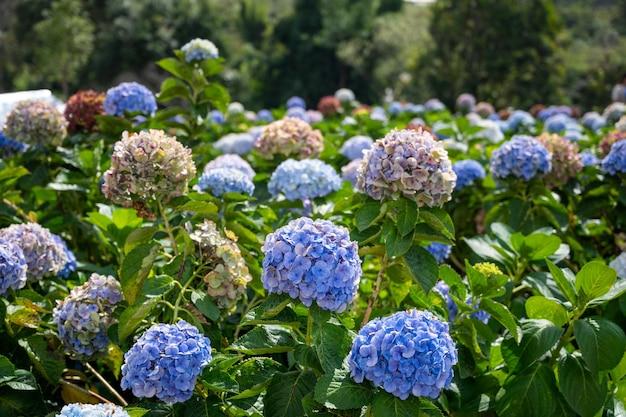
361, 254, 388, 327
157, 199, 179, 256
85, 363, 128, 406
305, 310, 314, 346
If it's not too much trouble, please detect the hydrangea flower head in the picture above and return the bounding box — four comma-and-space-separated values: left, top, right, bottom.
286, 106, 309, 122
190, 221, 252, 309
456, 93, 476, 114
214, 132, 255, 155
602, 140, 626, 175
120, 320, 212, 403
209, 110, 225, 124
52, 234, 77, 278
53, 273, 122, 358
181, 38, 219, 62
452, 160, 485, 191
582, 112, 606, 131
505, 110, 535, 132
255, 118, 324, 159
198, 167, 254, 197
317, 96, 341, 117
64, 90, 105, 133
257, 109, 274, 122
104, 82, 157, 116
424, 98, 445, 112
306, 110, 324, 123
286, 96, 306, 109
603, 102, 626, 123
203, 154, 255, 180
356, 128, 456, 206
340, 135, 373, 160
335, 88, 355, 103
348, 309, 458, 399
227, 102, 245, 116
473, 262, 503, 277
536, 133, 582, 186
261, 217, 361, 312
580, 151, 599, 167
0, 223, 68, 280
609, 252, 626, 279
4, 100, 66, 147
433, 281, 458, 319
599, 131, 626, 157
0, 132, 27, 157
0, 239, 27, 295
56, 403, 129, 417
489, 135, 551, 180
475, 102, 495, 118
342, 159, 362, 187
268, 159, 341, 201
426, 243, 452, 263
102, 130, 196, 206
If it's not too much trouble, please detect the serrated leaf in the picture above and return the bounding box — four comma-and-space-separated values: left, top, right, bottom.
558, 354, 607, 417
191, 290, 220, 321
495, 364, 557, 417
481, 299, 521, 343
573, 317, 626, 373
576, 261, 616, 300
230, 325, 295, 354
314, 367, 370, 410
501, 319, 560, 370
263, 370, 316, 417
404, 245, 438, 292
525, 296, 568, 327
546, 260, 577, 304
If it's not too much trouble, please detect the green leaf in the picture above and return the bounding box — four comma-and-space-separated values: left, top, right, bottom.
228, 357, 284, 400
125, 408, 149, 417
385, 227, 414, 258
0, 355, 15, 380
17, 336, 64, 385
501, 319, 561, 371
120, 242, 160, 305
495, 364, 557, 417
355, 202, 382, 231
573, 317, 626, 373
117, 298, 158, 342
404, 245, 438, 292
371, 391, 422, 417
525, 296, 568, 327
230, 325, 295, 354
587, 279, 626, 307
575, 261, 616, 300
124, 227, 158, 254
157, 57, 193, 81
201, 367, 239, 393
419, 207, 454, 240
546, 260, 577, 305
314, 367, 370, 410
394, 198, 418, 234
263, 370, 316, 417
522, 234, 561, 260
481, 299, 522, 343
313, 322, 354, 373
191, 290, 220, 321
558, 354, 607, 417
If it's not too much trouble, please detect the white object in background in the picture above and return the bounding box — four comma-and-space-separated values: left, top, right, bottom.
0, 89, 65, 128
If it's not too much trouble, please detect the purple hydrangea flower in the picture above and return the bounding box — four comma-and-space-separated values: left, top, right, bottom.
341, 159, 362, 187
452, 160, 486, 191
286, 107, 309, 122
209, 110, 225, 124
0, 239, 27, 295
120, 320, 212, 404
602, 140, 626, 175
56, 403, 129, 417
456, 93, 476, 114
286, 96, 306, 109
424, 98, 445, 112
203, 154, 255, 180
426, 243, 452, 263
489, 135, 551, 180
198, 167, 254, 196
52, 234, 77, 278
582, 112, 606, 131
257, 109, 274, 122
340, 135, 373, 161
268, 159, 341, 201
261, 217, 362, 312
53, 273, 123, 358
181, 38, 219, 62
348, 310, 458, 399
104, 82, 157, 116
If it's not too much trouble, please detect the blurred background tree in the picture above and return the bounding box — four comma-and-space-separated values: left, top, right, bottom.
0, 0, 624, 110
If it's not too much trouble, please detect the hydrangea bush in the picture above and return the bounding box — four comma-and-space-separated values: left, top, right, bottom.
104, 82, 157, 116
4, 100, 67, 147
490, 135, 551, 180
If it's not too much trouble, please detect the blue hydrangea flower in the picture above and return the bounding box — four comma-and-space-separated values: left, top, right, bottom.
426, 243, 452, 263
181, 38, 219, 62
452, 160, 486, 191
0, 223, 68, 280
340, 135, 373, 160
602, 140, 626, 175
348, 310, 458, 400
198, 167, 254, 196
537, 106, 572, 121
286, 96, 306, 109
544, 114, 577, 133
504, 110, 535, 132
209, 110, 225, 124
580, 151, 599, 167
56, 403, 129, 417
582, 112, 606, 131
490, 135, 551, 180
203, 154, 255, 180
261, 217, 362, 312
306, 110, 323, 123
120, 320, 212, 404
388, 101, 404, 116
0, 239, 27, 296
286, 107, 309, 122
370, 106, 388, 122
257, 109, 274, 122
104, 82, 157, 116
268, 159, 341, 201
52, 234, 77, 279
53, 273, 123, 358
213, 132, 255, 155
433, 281, 490, 324
424, 98, 445, 112
0, 132, 27, 157
341, 159, 362, 187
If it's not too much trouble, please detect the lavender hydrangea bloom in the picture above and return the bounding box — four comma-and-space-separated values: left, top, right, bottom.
582, 112, 606, 131
261, 217, 362, 312
203, 154, 255, 179
0, 132, 27, 157
426, 243, 452, 263
4, 100, 67, 147
120, 320, 212, 403
56, 403, 129, 417
456, 93, 476, 114
341, 159, 362, 187
505, 110, 535, 132
286, 96, 306, 109
209, 110, 225, 124
348, 310, 458, 399
602, 140, 626, 175
0, 223, 68, 280
181, 38, 219, 62
268, 159, 341, 201
580, 151, 599, 167
214, 132, 255, 155
424, 98, 445, 112
452, 160, 486, 191
306, 110, 324, 123
340, 135, 373, 160
490, 135, 551, 180
52, 234, 77, 279
198, 168, 254, 196
53, 274, 123, 358
286, 106, 309, 122
0, 239, 27, 295
257, 109, 274, 122
102, 130, 196, 206
356, 128, 456, 207
104, 82, 157, 116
